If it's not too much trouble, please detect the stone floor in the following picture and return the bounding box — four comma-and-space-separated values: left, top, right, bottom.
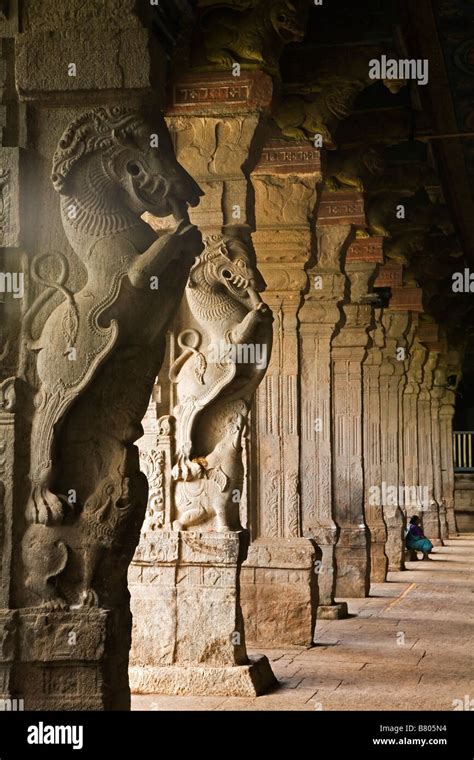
132, 534, 474, 711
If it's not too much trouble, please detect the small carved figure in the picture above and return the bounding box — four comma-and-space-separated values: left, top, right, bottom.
323, 145, 385, 191
273, 46, 406, 145
197, 0, 307, 75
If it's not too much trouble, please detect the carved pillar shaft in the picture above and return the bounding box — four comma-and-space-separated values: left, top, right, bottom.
299, 222, 350, 618
331, 223, 381, 598
440, 390, 457, 535
363, 312, 386, 583
240, 143, 320, 646
130, 71, 278, 692
379, 309, 411, 571
417, 349, 442, 543
402, 331, 426, 527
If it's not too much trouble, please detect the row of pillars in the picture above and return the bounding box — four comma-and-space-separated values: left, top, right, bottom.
131, 70, 459, 658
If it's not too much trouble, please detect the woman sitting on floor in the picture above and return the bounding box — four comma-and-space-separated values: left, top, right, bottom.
406, 515, 433, 561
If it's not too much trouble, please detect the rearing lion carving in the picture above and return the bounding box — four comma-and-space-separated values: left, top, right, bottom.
169, 234, 273, 532
21, 107, 204, 608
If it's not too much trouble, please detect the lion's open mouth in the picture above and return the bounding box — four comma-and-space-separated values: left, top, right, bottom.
221, 270, 250, 298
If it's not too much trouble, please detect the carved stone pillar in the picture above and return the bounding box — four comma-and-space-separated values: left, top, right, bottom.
130, 73, 278, 692
299, 217, 351, 619
332, 227, 381, 598
418, 348, 442, 544
378, 307, 411, 572
0, 378, 17, 700
363, 311, 387, 582
402, 335, 427, 523
426, 337, 450, 542
439, 385, 457, 536
239, 142, 320, 646
6, 2, 207, 711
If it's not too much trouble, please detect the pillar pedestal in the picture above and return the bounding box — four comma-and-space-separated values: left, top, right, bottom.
241, 538, 317, 646
129, 530, 276, 696
1, 608, 129, 710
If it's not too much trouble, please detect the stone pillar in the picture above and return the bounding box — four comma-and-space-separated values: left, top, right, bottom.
299, 216, 351, 619
402, 337, 426, 520
7, 1, 207, 710
332, 228, 381, 598
239, 141, 320, 646
129, 71, 278, 693
431, 347, 452, 541
389, 288, 423, 527
0, 378, 17, 701
363, 311, 387, 583
378, 304, 411, 572
439, 385, 457, 536
417, 347, 443, 544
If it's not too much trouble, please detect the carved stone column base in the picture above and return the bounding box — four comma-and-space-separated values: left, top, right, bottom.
240, 539, 316, 647
334, 527, 370, 598
383, 507, 405, 572
423, 505, 443, 546
317, 603, 349, 620
369, 524, 389, 583
130, 530, 276, 696
129, 654, 277, 697
1, 608, 129, 710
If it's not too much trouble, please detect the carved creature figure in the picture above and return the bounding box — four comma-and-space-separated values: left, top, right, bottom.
21, 107, 204, 608
323, 145, 385, 191
169, 235, 272, 531
367, 190, 454, 239
197, 0, 307, 75
274, 46, 406, 146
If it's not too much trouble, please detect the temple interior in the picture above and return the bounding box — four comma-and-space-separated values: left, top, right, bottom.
0, 0, 473, 714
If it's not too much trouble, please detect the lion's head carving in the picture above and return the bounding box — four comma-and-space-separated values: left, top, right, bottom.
51, 107, 203, 220
188, 234, 266, 309
269, 0, 307, 44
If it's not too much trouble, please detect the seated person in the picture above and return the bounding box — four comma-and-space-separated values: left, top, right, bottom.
405, 515, 433, 561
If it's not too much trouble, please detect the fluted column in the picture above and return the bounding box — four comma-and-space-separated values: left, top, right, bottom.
379, 309, 411, 571
332, 232, 382, 597
430, 346, 449, 542
299, 220, 351, 618
439, 385, 457, 535
240, 141, 320, 646
418, 348, 442, 544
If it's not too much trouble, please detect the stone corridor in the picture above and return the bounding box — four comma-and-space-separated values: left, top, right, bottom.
2, 0, 474, 712
132, 534, 474, 711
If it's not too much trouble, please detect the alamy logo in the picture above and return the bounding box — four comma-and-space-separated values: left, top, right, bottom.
208, 340, 268, 370
452, 269, 474, 293
0, 271, 24, 299
27, 722, 83, 750
452, 695, 474, 711
368, 482, 430, 508
369, 55, 429, 86
0, 698, 24, 711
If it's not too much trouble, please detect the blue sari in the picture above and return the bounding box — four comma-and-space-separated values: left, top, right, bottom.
406, 524, 433, 553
